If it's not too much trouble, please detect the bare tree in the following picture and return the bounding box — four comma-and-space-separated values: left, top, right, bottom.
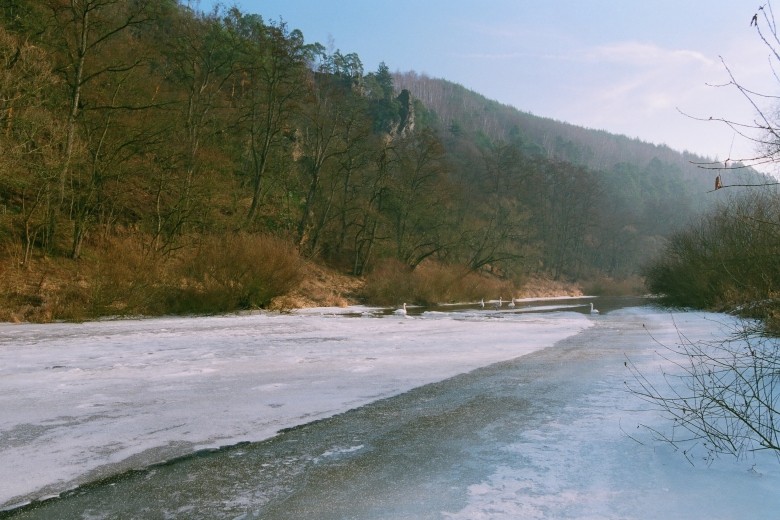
0, 26, 63, 261
385, 129, 452, 268
630, 3, 780, 464
150, 7, 236, 253
350, 139, 394, 276
226, 12, 308, 224
44, 0, 156, 197
461, 140, 534, 275
41, 0, 160, 257
627, 319, 780, 462
687, 2, 780, 178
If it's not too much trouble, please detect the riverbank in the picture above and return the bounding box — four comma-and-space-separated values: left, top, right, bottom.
0, 253, 609, 323
267, 265, 589, 311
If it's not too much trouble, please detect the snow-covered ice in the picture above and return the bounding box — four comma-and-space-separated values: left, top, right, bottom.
442, 308, 780, 520
0, 304, 590, 509
1, 301, 779, 518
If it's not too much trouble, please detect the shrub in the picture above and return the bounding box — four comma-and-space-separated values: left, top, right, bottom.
360, 259, 416, 305
362, 259, 511, 306
42, 235, 163, 321
0, 233, 305, 321
643, 191, 780, 317
163, 233, 304, 314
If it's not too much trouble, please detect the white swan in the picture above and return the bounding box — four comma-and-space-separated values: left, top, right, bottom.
480, 298, 485, 308
394, 303, 407, 316
508, 297, 516, 308
590, 302, 599, 315
494, 297, 502, 310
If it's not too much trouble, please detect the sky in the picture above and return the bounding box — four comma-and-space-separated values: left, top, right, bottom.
194, 1, 778, 173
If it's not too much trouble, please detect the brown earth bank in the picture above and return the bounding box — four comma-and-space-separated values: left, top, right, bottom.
0, 255, 642, 324
269, 269, 589, 311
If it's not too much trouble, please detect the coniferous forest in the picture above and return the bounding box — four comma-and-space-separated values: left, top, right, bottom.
0, 1, 770, 321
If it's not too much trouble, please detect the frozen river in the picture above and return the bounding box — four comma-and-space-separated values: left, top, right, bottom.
1, 298, 778, 518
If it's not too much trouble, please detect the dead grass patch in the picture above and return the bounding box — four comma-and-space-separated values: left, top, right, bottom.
362, 259, 514, 306
517, 276, 584, 298
162, 233, 305, 314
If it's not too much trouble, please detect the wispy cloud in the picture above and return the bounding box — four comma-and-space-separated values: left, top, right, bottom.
455, 51, 532, 61
584, 41, 716, 68
455, 40, 718, 69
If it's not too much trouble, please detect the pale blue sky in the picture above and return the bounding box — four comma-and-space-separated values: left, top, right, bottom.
196, 1, 775, 170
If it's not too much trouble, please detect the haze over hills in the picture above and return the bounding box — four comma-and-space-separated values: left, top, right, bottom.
391, 71, 769, 277
395, 70, 763, 188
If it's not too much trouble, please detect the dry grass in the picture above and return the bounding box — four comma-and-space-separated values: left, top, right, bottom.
362, 259, 515, 306
268, 263, 364, 311
159, 233, 305, 315
1, 235, 598, 322
0, 232, 308, 322
0, 257, 98, 323
516, 276, 584, 298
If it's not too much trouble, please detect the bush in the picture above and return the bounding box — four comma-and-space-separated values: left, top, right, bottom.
0, 232, 305, 321
643, 191, 780, 317
19, 235, 168, 321
161, 233, 304, 314
362, 259, 511, 306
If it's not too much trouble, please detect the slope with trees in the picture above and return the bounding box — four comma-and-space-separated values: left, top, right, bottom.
0, 0, 768, 321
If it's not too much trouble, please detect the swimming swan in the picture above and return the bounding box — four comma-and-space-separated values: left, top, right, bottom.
395, 303, 408, 316
590, 302, 599, 315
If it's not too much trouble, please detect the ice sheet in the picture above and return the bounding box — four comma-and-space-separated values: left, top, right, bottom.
0, 307, 590, 508
443, 308, 780, 519
3, 305, 779, 518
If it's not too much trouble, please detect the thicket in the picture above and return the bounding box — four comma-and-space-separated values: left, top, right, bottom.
0, 233, 304, 321
624, 3, 780, 466
644, 191, 780, 332
362, 259, 514, 306
634, 190, 780, 460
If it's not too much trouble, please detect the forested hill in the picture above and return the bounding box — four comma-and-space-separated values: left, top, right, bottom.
0, 1, 769, 320
397, 72, 712, 171
395, 70, 761, 191
394, 70, 770, 270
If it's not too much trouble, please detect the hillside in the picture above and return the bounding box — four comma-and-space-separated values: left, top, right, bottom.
393, 72, 769, 275
0, 1, 767, 321
395, 71, 747, 178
